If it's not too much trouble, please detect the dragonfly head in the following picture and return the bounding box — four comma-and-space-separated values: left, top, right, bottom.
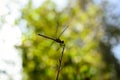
61, 40, 64, 44
60, 40, 65, 46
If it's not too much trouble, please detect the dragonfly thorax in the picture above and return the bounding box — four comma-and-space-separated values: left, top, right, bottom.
56, 38, 64, 44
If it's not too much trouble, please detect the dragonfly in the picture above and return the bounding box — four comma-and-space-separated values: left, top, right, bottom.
38, 26, 68, 47
38, 25, 68, 80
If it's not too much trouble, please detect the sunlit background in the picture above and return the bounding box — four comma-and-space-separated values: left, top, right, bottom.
0, 0, 120, 80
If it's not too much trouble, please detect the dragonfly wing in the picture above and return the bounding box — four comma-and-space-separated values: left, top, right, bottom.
56, 45, 61, 51
46, 22, 59, 49
57, 25, 69, 38
38, 40, 55, 54
49, 41, 55, 48
54, 21, 59, 37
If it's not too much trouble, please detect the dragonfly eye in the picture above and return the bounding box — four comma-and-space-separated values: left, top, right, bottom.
61, 41, 64, 43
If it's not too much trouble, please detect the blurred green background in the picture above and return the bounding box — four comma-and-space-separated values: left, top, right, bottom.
19, 0, 120, 80
1, 0, 120, 80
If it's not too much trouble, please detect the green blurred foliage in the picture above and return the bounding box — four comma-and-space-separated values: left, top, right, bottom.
19, 0, 117, 80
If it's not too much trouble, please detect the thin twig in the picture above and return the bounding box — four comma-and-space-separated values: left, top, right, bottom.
56, 44, 65, 80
